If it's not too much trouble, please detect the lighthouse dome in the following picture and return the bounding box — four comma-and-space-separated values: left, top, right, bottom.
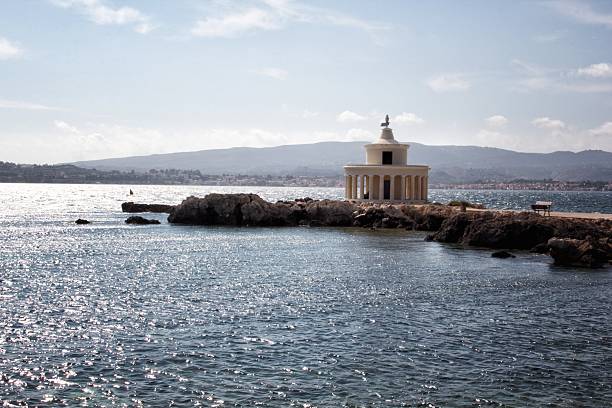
375, 127, 399, 144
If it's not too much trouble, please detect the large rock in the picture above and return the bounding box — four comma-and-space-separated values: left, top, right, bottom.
548, 237, 611, 268
351, 203, 448, 229
167, 194, 357, 227
168, 194, 254, 225
431, 212, 474, 243
433, 211, 611, 251
403, 205, 454, 231
462, 212, 556, 250
305, 200, 357, 226
122, 202, 175, 213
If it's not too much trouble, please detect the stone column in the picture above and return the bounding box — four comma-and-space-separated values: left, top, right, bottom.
352, 175, 358, 200
423, 176, 428, 202
345, 175, 350, 199
389, 176, 395, 201
399, 175, 405, 201
359, 175, 365, 200
405, 176, 410, 200
414, 176, 419, 201
368, 175, 374, 201
420, 176, 424, 201
379, 175, 385, 201
418, 176, 422, 202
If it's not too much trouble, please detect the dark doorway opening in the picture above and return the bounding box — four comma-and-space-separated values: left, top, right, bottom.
384, 180, 390, 199
382, 151, 393, 165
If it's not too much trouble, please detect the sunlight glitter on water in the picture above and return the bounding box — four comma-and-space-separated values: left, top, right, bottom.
0, 184, 611, 406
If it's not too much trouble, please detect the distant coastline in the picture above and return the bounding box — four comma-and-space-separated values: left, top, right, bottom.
1, 161, 610, 191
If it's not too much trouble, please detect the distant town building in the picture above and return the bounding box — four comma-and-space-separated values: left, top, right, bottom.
344, 115, 430, 202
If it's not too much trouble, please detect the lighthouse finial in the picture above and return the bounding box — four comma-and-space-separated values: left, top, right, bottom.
380, 114, 390, 128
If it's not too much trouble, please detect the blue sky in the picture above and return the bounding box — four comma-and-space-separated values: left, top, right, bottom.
1, 0, 612, 163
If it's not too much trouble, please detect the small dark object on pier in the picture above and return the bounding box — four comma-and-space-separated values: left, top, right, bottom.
75, 219, 90, 225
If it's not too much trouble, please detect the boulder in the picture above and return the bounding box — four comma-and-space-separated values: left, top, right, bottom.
530, 242, 549, 254
352, 203, 413, 228
304, 200, 355, 226
122, 202, 175, 213
168, 194, 252, 225
405, 205, 454, 231
75, 219, 90, 225
491, 250, 516, 259
125, 216, 160, 225
548, 237, 610, 268
432, 212, 474, 243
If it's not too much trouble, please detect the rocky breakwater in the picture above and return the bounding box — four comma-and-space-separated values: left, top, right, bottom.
133, 193, 611, 268
166, 194, 462, 230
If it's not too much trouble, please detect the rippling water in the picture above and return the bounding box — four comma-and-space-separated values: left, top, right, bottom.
428, 189, 612, 214
1, 184, 611, 406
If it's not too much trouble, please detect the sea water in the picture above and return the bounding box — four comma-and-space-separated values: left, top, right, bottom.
1, 184, 611, 406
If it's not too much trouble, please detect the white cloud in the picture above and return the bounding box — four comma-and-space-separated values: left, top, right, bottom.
475, 129, 516, 149
394, 112, 424, 124
512, 59, 612, 93
50, 0, 154, 34
577, 63, 612, 78
485, 115, 508, 128
547, 0, 612, 28
532, 117, 566, 130
254, 67, 288, 80
0, 99, 59, 110
589, 122, 612, 136
49, 120, 170, 161
427, 74, 470, 92
321, 13, 389, 34
54, 120, 80, 134
345, 128, 374, 141
192, 8, 280, 37
0, 37, 21, 59
336, 110, 367, 122
191, 1, 390, 39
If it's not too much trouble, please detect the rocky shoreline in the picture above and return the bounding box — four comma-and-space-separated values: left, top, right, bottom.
122, 193, 612, 268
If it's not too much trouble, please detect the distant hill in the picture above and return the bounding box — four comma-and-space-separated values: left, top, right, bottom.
72, 142, 612, 183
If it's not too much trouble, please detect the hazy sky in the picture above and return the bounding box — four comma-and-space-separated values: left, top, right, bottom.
1, 0, 612, 163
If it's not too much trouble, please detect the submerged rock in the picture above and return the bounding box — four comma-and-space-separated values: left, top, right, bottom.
75, 219, 90, 225
122, 202, 175, 214
491, 250, 516, 259
548, 237, 611, 268
125, 216, 160, 225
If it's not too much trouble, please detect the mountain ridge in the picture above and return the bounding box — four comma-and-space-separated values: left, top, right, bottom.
71, 141, 612, 183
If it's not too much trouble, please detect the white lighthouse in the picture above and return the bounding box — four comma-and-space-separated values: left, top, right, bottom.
343, 115, 430, 202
